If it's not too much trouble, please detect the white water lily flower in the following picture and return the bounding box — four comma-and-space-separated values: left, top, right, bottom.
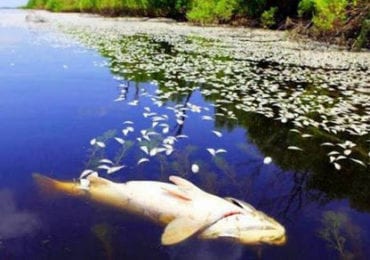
191, 163, 200, 173
263, 157, 272, 164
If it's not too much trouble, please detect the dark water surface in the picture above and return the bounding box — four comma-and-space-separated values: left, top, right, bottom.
1, 9, 369, 259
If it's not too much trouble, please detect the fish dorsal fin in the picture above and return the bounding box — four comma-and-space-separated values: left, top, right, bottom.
169, 175, 202, 194
161, 217, 207, 245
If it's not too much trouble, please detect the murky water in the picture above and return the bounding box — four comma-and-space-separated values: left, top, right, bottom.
1, 9, 369, 259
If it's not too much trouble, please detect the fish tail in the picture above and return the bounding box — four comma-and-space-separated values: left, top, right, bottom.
33, 173, 81, 197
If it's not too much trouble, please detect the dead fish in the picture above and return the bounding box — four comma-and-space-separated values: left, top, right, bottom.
33, 174, 286, 246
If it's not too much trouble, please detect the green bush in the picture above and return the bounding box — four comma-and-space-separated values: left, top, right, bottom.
79, 0, 96, 11
187, 0, 239, 24
214, 0, 238, 22
30, 0, 78, 11
45, 0, 63, 11
96, 0, 123, 14
125, 0, 150, 15
174, 0, 188, 17
240, 0, 266, 17
298, 0, 315, 17
261, 6, 278, 28
186, 0, 215, 24
298, 0, 348, 31
26, 0, 48, 8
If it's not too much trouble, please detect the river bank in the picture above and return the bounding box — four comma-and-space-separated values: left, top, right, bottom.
24, 0, 370, 50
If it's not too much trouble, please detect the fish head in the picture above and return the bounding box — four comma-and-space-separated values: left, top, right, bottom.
199, 197, 286, 246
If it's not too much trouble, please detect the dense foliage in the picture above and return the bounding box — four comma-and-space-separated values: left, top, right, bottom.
25, 0, 369, 48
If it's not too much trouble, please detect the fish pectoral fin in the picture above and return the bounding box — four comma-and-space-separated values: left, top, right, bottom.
161, 217, 206, 245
